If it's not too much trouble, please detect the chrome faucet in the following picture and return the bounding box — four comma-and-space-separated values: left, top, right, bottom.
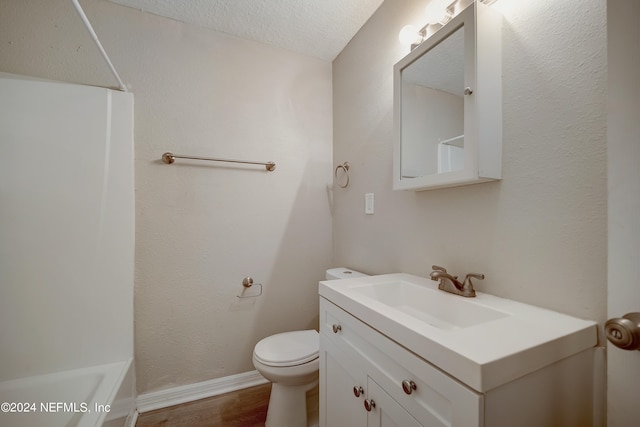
429, 265, 484, 298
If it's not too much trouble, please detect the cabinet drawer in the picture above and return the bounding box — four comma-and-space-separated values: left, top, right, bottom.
321, 297, 483, 427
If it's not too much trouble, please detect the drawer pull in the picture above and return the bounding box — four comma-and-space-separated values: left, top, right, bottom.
332, 324, 342, 333
402, 380, 417, 395
364, 399, 376, 412
353, 386, 364, 397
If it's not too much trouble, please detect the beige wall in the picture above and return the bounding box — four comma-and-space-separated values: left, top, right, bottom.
333, 0, 607, 321
0, 0, 333, 393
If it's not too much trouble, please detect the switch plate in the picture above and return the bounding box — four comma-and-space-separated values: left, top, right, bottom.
365, 193, 374, 214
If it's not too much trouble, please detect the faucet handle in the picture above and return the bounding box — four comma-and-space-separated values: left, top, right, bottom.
460, 273, 483, 297
463, 273, 485, 285
431, 266, 458, 280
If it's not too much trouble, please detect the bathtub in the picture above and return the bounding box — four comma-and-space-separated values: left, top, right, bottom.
0, 359, 131, 427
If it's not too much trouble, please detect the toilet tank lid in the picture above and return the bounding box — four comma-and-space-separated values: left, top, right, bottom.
325, 268, 368, 280
254, 330, 319, 367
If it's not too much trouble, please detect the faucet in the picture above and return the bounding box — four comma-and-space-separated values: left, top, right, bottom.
429, 265, 484, 298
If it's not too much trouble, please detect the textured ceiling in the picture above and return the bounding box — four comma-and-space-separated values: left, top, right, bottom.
107, 0, 385, 61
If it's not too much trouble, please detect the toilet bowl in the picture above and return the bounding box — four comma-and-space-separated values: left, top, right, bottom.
253, 330, 319, 427
253, 268, 367, 427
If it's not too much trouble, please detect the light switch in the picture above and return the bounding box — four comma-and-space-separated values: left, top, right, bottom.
365, 193, 374, 214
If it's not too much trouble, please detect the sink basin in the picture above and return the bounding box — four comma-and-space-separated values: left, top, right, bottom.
352, 280, 508, 330
319, 273, 597, 392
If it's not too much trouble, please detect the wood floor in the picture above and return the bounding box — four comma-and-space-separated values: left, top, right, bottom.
135, 383, 271, 427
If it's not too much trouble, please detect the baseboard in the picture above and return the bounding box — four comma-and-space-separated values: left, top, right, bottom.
136, 370, 269, 413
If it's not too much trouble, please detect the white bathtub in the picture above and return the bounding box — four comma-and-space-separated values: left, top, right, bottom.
0, 359, 131, 427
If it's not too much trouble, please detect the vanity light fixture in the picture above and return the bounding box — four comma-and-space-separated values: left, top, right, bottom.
398, 25, 423, 46
398, 0, 497, 49
424, 0, 452, 25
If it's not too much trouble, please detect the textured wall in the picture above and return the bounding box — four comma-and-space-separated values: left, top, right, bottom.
0, 0, 333, 393
332, 0, 607, 321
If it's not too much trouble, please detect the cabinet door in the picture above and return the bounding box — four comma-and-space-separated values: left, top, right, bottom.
321, 298, 482, 427
367, 378, 423, 427
320, 334, 367, 427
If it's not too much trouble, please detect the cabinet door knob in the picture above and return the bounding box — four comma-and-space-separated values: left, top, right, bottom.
353, 386, 364, 397
464, 87, 473, 95
332, 324, 342, 333
364, 399, 376, 412
402, 380, 417, 395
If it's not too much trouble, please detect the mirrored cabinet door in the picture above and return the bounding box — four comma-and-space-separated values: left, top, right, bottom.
393, 1, 502, 191
400, 24, 466, 179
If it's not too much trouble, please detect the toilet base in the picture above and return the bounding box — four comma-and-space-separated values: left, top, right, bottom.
265, 379, 318, 427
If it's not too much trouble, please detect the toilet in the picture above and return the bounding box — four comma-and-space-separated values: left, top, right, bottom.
253, 268, 367, 427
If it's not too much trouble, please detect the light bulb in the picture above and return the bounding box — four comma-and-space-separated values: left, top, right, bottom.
425, 0, 450, 25
398, 25, 422, 45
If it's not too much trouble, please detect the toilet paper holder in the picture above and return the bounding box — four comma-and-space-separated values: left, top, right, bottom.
237, 276, 263, 298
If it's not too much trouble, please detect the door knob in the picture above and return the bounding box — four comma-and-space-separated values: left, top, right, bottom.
605, 312, 640, 350
332, 324, 342, 333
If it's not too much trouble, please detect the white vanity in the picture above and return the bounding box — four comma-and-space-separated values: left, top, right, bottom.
318, 273, 602, 427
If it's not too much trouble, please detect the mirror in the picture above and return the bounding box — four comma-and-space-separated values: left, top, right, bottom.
400, 26, 465, 179
393, 1, 502, 191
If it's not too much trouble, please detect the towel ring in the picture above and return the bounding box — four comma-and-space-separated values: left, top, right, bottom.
334, 162, 350, 188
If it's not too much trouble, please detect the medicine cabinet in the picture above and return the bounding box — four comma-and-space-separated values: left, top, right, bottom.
393, 1, 502, 191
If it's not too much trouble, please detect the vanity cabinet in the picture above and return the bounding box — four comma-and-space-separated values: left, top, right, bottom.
320, 273, 601, 426
319, 296, 602, 427
319, 298, 482, 427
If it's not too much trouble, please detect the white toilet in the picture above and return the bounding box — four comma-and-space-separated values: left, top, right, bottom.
252, 268, 367, 427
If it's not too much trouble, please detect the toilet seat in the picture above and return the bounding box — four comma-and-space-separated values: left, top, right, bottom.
254, 330, 319, 367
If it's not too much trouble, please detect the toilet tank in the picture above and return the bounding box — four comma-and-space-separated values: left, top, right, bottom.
325, 268, 368, 280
